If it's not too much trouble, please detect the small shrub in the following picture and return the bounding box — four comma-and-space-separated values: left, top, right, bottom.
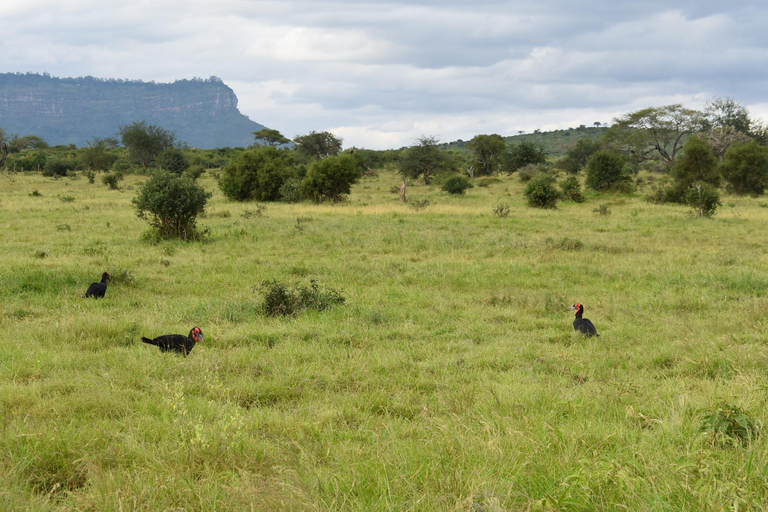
546, 237, 583, 251
585, 150, 633, 192
406, 198, 430, 211
441, 175, 473, 195
278, 178, 303, 203
517, 163, 548, 182
492, 203, 510, 217
260, 279, 345, 317
524, 173, 561, 208
242, 205, 268, 218
593, 204, 611, 215
686, 181, 721, 217
34, 249, 47, 258
84, 170, 96, 184
110, 269, 137, 287
184, 165, 205, 181
699, 402, 760, 445
29, 190, 42, 197
301, 154, 362, 203
56, 224, 71, 231
58, 195, 76, 203
102, 171, 124, 190
156, 147, 189, 174
560, 176, 585, 202
43, 159, 74, 177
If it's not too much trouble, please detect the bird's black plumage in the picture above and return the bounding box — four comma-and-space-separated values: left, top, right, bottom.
568, 303, 599, 337
141, 327, 203, 356
85, 272, 110, 298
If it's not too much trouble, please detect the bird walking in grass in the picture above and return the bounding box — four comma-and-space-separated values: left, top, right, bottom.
85, 272, 110, 298
567, 303, 599, 337
141, 327, 203, 356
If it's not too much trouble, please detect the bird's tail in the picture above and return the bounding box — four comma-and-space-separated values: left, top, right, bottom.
141, 337, 158, 346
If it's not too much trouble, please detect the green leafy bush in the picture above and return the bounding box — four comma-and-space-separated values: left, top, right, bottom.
260, 279, 345, 317
720, 141, 768, 195
699, 402, 760, 445
517, 163, 548, 182
524, 172, 561, 208
686, 181, 721, 217
156, 147, 190, 174
101, 171, 124, 190
300, 154, 362, 203
43, 159, 75, 177
441, 175, 473, 195
219, 146, 296, 201
132, 170, 212, 240
585, 150, 633, 192
492, 203, 510, 217
560, 176, 585, 202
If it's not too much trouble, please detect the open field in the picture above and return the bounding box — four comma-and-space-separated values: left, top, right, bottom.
2, 170, 768, 511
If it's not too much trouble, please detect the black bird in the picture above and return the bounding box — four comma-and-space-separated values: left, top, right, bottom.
85, 272, 110, 298
567, 303, 599, 337
141, 327, 204, 356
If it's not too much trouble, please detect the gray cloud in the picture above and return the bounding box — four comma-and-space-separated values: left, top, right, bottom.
1, 0, 767, 148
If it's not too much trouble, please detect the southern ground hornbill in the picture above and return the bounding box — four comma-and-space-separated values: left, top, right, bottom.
141, 327, 204, 356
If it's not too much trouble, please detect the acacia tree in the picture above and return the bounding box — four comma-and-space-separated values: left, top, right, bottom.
119, 121, 176, 168
502, 140, 547, 173
293, 131, 342, 160
466, 134, 506, 175
79, 137, 119, 171
399, 135, 452, 184
605, 104, 707, 171
703, 97, 752, 159
253, 128, 291, 147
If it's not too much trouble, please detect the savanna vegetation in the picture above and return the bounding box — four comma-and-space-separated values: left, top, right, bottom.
2, 96, 768, 510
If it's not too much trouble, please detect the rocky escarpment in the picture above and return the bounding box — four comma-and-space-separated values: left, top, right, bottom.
0, 73, 266, 148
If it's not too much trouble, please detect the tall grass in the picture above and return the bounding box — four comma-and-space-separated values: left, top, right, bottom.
1, 170, 768, 510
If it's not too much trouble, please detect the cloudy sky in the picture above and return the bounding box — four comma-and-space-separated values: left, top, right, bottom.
2, 0, 767, 149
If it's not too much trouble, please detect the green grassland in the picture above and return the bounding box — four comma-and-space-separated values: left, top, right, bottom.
1, 170, 768, 511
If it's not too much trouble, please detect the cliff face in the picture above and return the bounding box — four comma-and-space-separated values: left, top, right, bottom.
0, 73, 266, 148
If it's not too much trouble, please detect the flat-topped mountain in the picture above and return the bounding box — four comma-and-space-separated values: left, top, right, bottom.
0, 73, 266, 148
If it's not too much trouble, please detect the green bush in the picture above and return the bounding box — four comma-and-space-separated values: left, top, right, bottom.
219, 146, 296, 201
492, 203, 510, 217
560, 176, 585, 202
132, 170, 212, 240
699, 402, 760, 445
42, 159, 75, 177
685, 181, 721, 217
156, 147, 190, 174
720, 141, 768, 195
260, 279, 345, 317
517, 163, 548, 182
300, 154, 362, 203
441, 175, 473, 195
672, 136, 720, 193
101, 171, 124, 190
524, 172, 561, 208
585, 150, 633, 192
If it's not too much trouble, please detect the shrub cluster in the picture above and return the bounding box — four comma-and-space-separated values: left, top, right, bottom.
260, 279, 346, 317
524, 172, 561, 208
441, 175, 473, 195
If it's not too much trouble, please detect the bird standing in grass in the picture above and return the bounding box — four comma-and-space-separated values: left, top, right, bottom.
85, 272, 110, 298
141, 327, 203, 356
567, 303, 599, 337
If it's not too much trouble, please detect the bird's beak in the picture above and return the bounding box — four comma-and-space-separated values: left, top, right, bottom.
196, 333, 204, 343
566, 305, 576, 311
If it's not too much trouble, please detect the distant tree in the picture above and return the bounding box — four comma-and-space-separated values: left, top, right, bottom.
132, 170, 211, 240
399, 135, 453, 184
594, 122, 602, 128
253, 128, 291, 147
156, 147, 190, 174
585, 150, 633, 192
720, 141, 768, 195
605, 104, 707, 171
466, 134, 506, 175
300, 154, 362, 202
557, 138, 602, 174
79, 137, 118, 171
219, 146, 297, 201
502, 140, 547, 173
703, 97, 753, 159
8, 134, 48, 153
293, 131, 342, 160
119, 121, 176, 169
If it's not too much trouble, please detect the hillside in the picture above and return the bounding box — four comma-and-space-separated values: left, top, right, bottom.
446, 126, 608, 156
0, 73, 266, 148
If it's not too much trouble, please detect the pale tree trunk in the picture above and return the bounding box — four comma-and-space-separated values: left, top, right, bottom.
399, 180, 406, 202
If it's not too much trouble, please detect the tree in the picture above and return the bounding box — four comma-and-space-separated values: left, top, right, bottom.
556, 138, 602, 174
671, 136, 720, 193
720, 141, 768, 195
300, 154, 362, 202
219, 146, 297, 201
703, 98, 752, 159
132, 170, 211, 240
79, 137, 119, 171
253, 128, 291, 147
466, 134, 506, 175
585, 150, 633, 192
502, 140, 547, 173
119, 121, 176, 168
293, 131, 342, 160
605, 104, 707, 171
156, 147, 190, 174
399, 135, 453, 184
524, 173, 561, 208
